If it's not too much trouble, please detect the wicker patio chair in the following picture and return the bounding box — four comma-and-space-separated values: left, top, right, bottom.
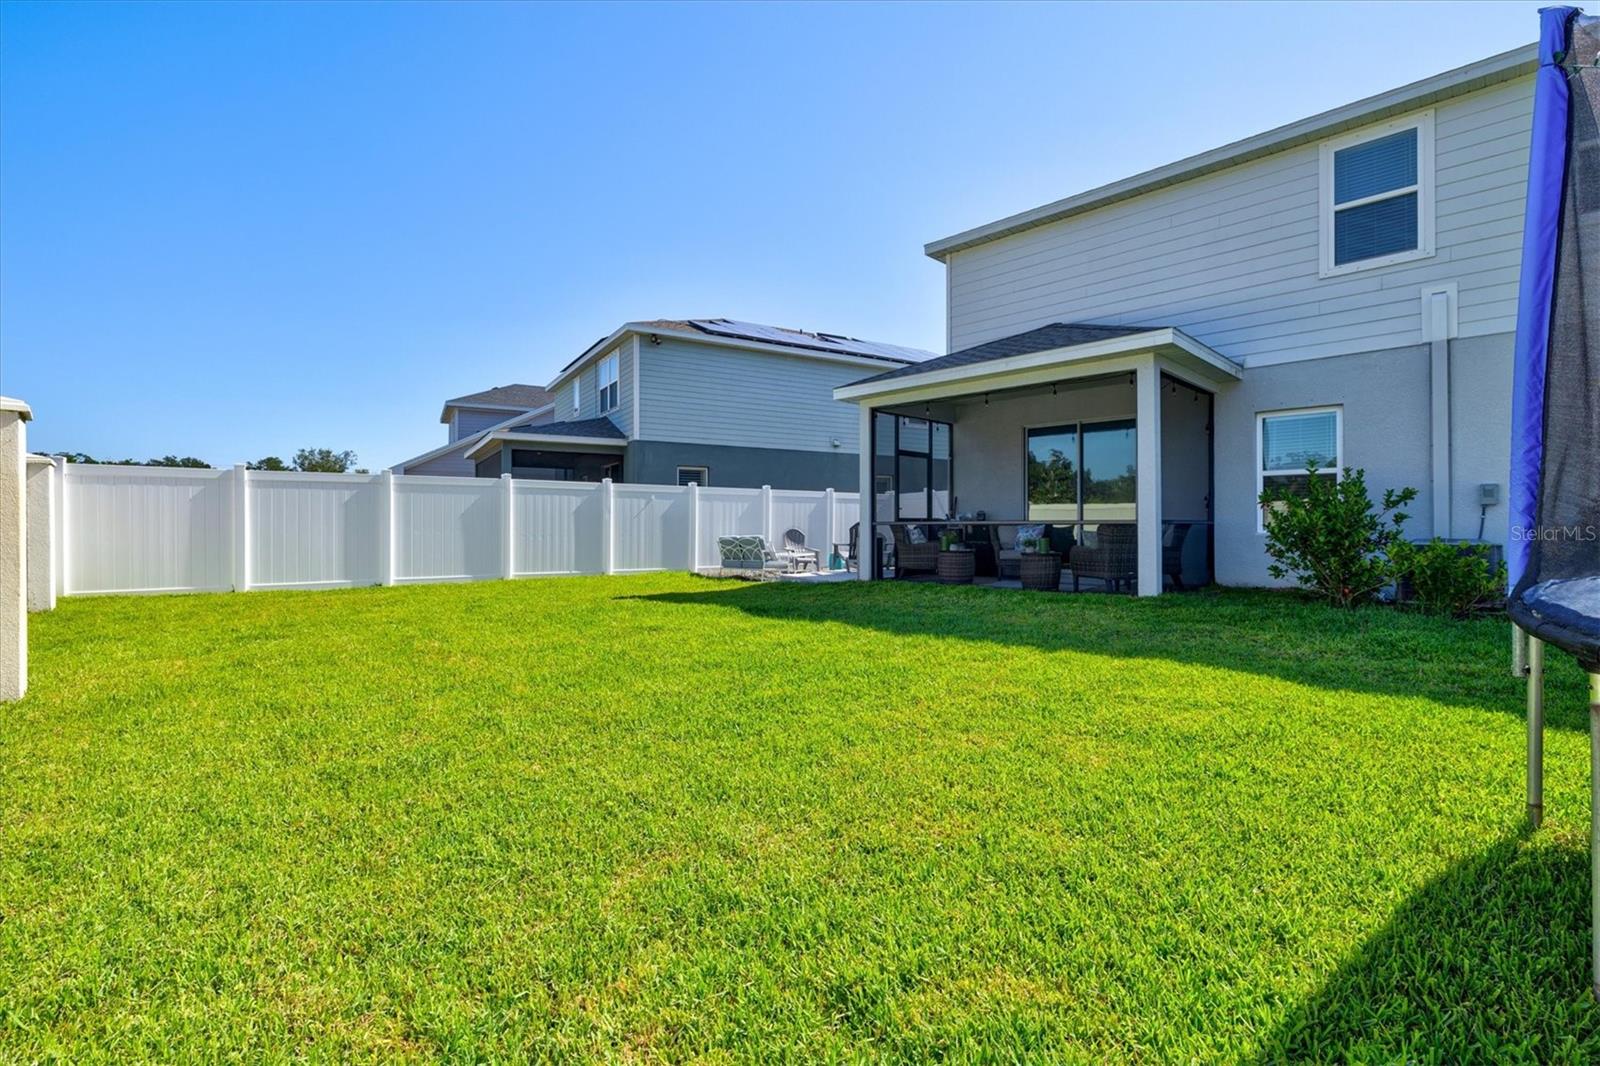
1069, 524, 1139, 592
890, 524, 939, 577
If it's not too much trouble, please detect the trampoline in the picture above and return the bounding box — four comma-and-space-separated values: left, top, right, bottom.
1509, 6, 1600, 998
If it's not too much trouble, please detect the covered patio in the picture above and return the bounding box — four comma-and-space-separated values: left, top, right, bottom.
834, 323, 1242, 596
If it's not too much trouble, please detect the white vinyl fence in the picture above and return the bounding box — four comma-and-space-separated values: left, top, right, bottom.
41, 461, 859, 598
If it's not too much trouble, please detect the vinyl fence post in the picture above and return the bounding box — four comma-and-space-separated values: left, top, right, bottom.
601, 477, 615, 575
824, 487, 836, 567
501, 473, 515, 580
52, 455, 68, 597
687, 481, 700, 572
232, 463, 251, 592
380, 470, 396, 587
762, 484, 773, 544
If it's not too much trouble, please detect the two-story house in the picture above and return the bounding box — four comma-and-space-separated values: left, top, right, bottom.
835, 43, 1537, 593
411, 319, 931, 490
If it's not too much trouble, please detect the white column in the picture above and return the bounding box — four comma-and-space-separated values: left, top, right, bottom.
857, 404, 874, 581
1135, 359, 1163, 597
601, 477, 615, 575
761, 484, 774, 545
824, 487, 837, 569
25, 457, 55, 611
501, 473, 515, 580
232, 463, 251, 592
687, 481, 701, 572
52, 455, 67, 598
0, 397, 31, 701
380, 469, 396, 586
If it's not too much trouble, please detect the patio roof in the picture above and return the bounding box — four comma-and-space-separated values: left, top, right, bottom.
834, 324, 1241, 405
462, 417, 628, 460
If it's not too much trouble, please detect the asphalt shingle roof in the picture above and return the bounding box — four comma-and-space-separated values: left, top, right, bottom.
505, 417, 627, 440
848, 323, 1167, 387
444, 384, 555, 410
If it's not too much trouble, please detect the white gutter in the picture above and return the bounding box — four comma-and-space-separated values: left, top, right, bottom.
832, 328, 1240, 404
925, 43, 1536, 260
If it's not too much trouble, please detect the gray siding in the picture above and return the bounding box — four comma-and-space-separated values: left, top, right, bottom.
625, 440, 859, 491
452, 407, 521, 440
554, 340, 631, 436
638, 337, 870, 452
945, 77, 1531, 368
405, 444, 476, 478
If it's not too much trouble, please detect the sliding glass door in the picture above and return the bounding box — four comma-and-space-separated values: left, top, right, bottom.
1026, 418, 1136, 524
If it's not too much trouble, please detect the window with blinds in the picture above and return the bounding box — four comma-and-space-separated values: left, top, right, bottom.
1257, 407, 1341, 531
1319, 113, 1433, 276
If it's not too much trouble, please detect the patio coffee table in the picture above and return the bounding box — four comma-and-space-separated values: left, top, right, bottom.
1018, 551, 1062, 591
937, 548, 976, 584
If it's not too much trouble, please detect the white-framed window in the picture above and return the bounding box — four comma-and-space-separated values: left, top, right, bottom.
597, 352, 620, 414
572, 377, 580, 413
1318, 111, 1434, 277
676, 465, 708, 487
1257, 406, 1342, 532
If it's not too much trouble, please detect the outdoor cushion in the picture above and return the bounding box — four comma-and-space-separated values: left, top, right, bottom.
905, 524, 927, 544
1015, 524, 1046, 547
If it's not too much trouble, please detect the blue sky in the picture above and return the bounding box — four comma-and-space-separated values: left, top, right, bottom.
0, 1, 1546, 468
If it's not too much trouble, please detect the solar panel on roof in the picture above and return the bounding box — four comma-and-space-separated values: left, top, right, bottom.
688, 319, 933, 364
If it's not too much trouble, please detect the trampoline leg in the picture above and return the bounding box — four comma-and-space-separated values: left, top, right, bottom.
1591, 673, 1600, 1002
1528, 636, 1544, 828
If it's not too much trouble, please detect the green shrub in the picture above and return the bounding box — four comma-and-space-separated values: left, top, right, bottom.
1259, 466, 1417, 608
1390, 538, 1507, 618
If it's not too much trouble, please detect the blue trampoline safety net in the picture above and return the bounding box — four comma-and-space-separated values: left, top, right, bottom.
1508, 8, 1600, 669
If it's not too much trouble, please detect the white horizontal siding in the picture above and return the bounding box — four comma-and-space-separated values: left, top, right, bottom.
639, 337, 870, 452
946, 77, 1532, 367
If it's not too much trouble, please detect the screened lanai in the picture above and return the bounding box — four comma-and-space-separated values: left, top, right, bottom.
833, 323, 1242, 595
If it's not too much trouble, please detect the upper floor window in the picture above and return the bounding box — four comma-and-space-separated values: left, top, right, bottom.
597, 352, 620, 414
1319, 112, 1433, 277
572, 377, 580, 413
1257, 406, 1341, 532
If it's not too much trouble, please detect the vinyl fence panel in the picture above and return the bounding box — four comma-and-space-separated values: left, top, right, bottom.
394, 476, 502, 583
512, 480, 603, 576
695, 487, 764, 571
63, 465, 231, 595
613, 484, 693, 573
249, 471, 383, 589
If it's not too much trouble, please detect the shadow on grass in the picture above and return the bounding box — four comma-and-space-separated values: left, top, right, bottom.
622, 580, 1594, 730
1257, 831, 1600, 1063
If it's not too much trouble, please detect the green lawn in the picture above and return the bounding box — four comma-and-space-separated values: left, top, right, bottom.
2, 574, 1598, 1062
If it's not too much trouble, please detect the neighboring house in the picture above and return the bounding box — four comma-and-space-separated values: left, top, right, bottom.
393, 384, 555, 476
835, 44, 1536, 593
460, 319, 933, 490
